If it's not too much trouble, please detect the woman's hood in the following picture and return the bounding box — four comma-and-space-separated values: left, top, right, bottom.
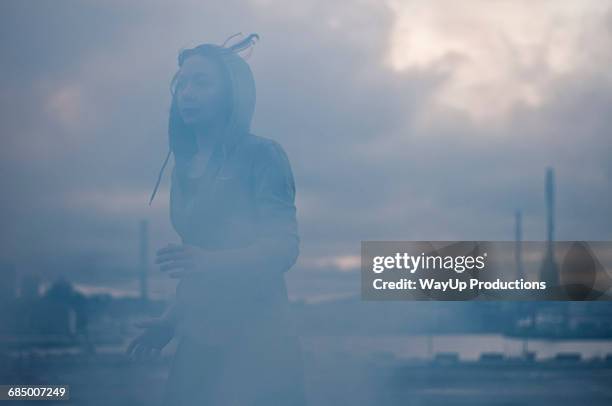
222, 46, 256, 140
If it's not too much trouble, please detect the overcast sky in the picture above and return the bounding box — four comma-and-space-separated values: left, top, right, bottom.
1, 0, 611, 299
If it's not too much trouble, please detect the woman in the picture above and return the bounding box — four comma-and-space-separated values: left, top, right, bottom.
126, 34, 307, 406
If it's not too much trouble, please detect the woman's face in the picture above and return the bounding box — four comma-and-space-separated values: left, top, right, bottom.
175, 54, 231, 127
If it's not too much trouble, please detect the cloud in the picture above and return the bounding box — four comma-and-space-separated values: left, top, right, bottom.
387, 0, 612, 121
0, 0, 611, 299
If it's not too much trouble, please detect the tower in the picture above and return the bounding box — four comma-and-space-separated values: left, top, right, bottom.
139, 220, 149, 302
539, 168, 559, 287
515, 210, 524, 280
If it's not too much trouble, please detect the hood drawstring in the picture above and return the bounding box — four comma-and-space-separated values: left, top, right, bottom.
149, 148, 172, 206
224, 33, 259, 54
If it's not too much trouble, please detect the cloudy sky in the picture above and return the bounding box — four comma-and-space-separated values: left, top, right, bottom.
1, 0, 611, 300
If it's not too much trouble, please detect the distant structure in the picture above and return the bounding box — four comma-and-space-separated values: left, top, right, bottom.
0, 261, 16, 301
515, 210, 524, 280
539, 168, 559, 286
139, 220, 149, 302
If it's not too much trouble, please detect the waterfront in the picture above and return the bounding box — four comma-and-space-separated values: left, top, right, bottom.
3, 334, 612, 406
301, 334, 612, 361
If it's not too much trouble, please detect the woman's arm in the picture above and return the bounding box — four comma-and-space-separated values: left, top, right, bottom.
160, 298, 180, 327
125, 298, 178, 359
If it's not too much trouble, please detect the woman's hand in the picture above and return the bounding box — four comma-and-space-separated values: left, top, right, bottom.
125, 318, 174, 361
156, 243, 206, 279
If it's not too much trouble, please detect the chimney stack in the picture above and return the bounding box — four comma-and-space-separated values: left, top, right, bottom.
139, 220, 149, 302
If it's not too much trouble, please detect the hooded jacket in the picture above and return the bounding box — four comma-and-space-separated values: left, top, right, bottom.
156, 38, 300, 346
